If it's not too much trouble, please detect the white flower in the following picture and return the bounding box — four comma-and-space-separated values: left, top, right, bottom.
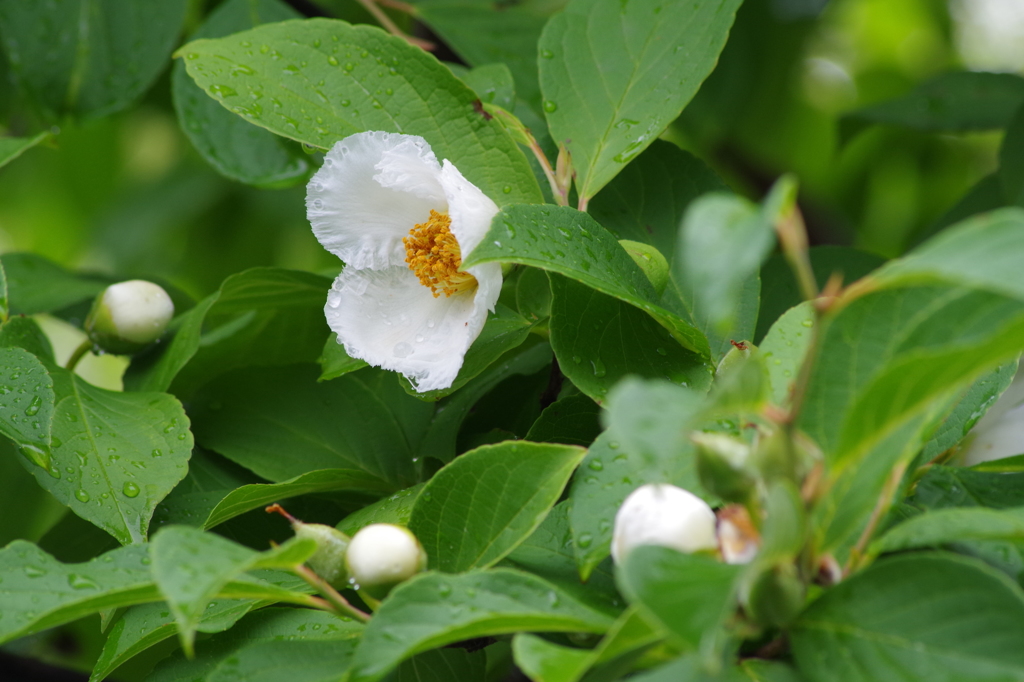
611, 483, 718, 563
307, 132, 502, 392
345, 523, 427, 590
85, 280, 174, 354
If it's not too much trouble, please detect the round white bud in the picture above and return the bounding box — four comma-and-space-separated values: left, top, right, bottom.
86, 280, 174, 354
345, 523, 427, 593
611, 483, 717, 563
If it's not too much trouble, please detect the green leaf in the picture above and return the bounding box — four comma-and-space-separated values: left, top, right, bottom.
391, 648, 487, 682
91, 599, 265, 682
589, 140, 727, 261
0, 315, 56, 361
0, 439, 64, 549
871, 507, 1024, 557
0, 132, 49, 170
506, 501, 622, 616
0, 252, 110, 316
190, 364, 420, 486
841, 71, 1024, 141
24, 367, 193, 545
756, 246, 885, 344
921, 361, 1017, 462
0, 347, 54, 469
0, 541, 160, 646
459, 62, 516, 111
204, 468, 393, 529
791, 553, 1024, 681
347, 568, 615, 682
171, 0, 309, 187
414, 340, 552, 463
913, 465, 1024, 510
125, 267, 332, 395
907, 465, 1024, 577
0, 0, 189, 118
144, 606, 362, 682
603, 378, 703, 468
676, 193, 774, 340
150, 525, 317, 653
466, 205, 709, 356
538, 0, 742, 200
814, 416, 932, 557
178, 18, 541, 205
409, 440, 586, 572
759, 302, 815, 407
525, 394, 602, 446
618, 546, 740, 652
418, 0, 560, 113
801, 285, 1024, 468
337, 484, 424, 536
548, 276, 713, 402
319, 333, 368, 381
513, 633, 592, 682
206, 639, 360, 682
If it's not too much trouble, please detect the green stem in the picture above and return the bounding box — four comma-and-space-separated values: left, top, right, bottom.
294, 565, 371, 623
65, 339, 92, 372
353, 0, 434, 50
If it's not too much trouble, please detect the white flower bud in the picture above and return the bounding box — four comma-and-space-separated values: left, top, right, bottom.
345, 523, 427, 595
86, 280, 174, 354
612, 483, 718, 563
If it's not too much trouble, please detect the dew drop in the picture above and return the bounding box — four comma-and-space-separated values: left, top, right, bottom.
24, 396, 41, 416
540, 49, 554, 59
122, 482, 140, 498
587, 459, 604, 471
543, 100, 558, 113
327, 55, 339, 66
577, 533, 593, 549
68, 573, 99, 590
75, 489, 90, 503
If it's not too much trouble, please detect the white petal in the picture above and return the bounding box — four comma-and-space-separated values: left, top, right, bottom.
439, 160, 500, 257
325, 266, 490, 392
307, 132, 445, 270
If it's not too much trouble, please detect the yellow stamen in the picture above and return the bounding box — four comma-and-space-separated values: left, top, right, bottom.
403, 210, 477, 297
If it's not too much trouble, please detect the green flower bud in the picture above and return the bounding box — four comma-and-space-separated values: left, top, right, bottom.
295, 523, 351, 587
744, 563, 805, 628
345, 523, 427, 598
692, 432, 756, 504
267, 504, 351, 587
85, 280, 174, 355
618, 240, 669, 296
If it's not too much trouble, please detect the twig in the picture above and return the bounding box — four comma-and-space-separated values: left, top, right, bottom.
293, 564, 371, 623
530, 138, 565, 206
353, 0, 435, 50
844, 459, 910, 575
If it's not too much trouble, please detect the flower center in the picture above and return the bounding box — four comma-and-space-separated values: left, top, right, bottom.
403, 210, 478, 298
